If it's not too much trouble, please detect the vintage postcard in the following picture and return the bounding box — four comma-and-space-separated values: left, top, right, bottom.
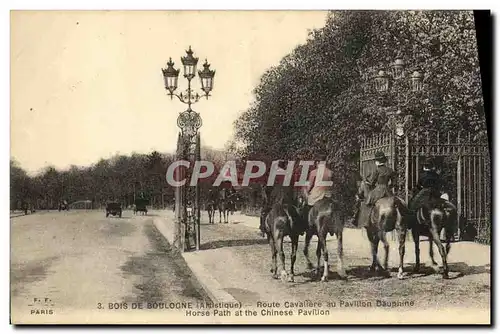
10, 10, 491, 325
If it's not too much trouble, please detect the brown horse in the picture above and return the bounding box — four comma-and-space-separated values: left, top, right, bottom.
299, 191, 347, 282
264, 187, 306, 282
206, 189, 218, 224
356, 180, 409, 279
218, 188, 236, 223
410, 193, 458, 279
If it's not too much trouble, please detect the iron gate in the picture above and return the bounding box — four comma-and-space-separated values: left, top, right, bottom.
360, 131, 491, 244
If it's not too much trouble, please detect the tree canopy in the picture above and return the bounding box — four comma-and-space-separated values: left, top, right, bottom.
235, 10, 485, 167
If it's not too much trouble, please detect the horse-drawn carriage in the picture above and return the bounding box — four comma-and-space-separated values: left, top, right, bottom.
133, 198, 148, 215
106, 201, 122, 218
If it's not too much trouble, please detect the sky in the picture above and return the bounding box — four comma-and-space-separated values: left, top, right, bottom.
10, 10, 328, 174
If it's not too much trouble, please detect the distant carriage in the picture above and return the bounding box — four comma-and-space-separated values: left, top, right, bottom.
133, 198, 148, 215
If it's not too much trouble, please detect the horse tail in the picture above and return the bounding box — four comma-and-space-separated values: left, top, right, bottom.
393, 196, 410, 216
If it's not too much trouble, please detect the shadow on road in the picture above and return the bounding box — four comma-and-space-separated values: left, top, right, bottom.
10, 256, 60, 297
199, 238, 268, 250
120, 224, 210, 304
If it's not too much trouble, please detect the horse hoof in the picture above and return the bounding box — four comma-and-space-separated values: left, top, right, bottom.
272, 273, 279, 280
397, 272, 405, 280
432, 265, 440, 273
280, 270, 288, 282
270, 268, 275, 274
338, 269, 347, 280
369, 265, 376, 272
442, 272, 450, 279
287, 276, 295, 283
320, 276, 328, 282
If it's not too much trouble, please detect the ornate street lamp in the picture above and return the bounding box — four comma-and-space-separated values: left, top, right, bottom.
372, 55, 425, 206
161, 46, 216, 115
161, 46, 215, 252
374, 55, 424, 137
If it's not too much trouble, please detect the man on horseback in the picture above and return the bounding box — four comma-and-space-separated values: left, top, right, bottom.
409, 157, 443, 219
259, 160, 295, 237
354, 151, 395, 226
301, 154, 333, 222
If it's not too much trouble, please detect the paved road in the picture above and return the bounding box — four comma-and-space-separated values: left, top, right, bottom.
10, 210, 209, 323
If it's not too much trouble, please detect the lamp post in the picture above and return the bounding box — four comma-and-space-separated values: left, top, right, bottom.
162, 46, 215, 251
373, 55, 424, 202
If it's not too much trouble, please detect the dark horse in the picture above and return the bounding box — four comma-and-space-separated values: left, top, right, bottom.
299, 190, 347, 282
264, 186, 307, 282
409, 190, 458, 279
206, 188, 218, 224
356, 180, 409, 279
218, 188, 237, 223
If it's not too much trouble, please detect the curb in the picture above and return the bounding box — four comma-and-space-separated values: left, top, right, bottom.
152, 217, 240, 305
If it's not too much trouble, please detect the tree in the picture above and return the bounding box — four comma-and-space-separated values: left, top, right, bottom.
234, 10, 486, 211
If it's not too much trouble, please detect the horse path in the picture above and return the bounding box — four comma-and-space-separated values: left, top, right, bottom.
153, 210, 490, 323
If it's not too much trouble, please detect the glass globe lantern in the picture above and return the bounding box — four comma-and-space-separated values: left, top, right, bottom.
161, 58, 180, 95
392, 57, 405, 79
198, 59, 216, 98
181, 46, 199, 80
411, 71, 423, 92
375, 70, 389, 92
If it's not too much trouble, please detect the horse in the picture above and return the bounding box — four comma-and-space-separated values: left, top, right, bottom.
409, 190, 458, 279
264, 186, 307, 282
355, 180, 409, 279
206, 189, 219, 224
298, 190, 347, 282
218, 188, 237, 223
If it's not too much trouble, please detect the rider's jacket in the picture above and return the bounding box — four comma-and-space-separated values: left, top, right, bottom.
306, 164, 333, 206
408, 169, 443, 212
363, 164, 396, 206
416, 169, 442, 198
365, 164, 396, 188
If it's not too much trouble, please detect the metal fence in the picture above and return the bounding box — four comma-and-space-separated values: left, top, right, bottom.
360, 131, 491, 244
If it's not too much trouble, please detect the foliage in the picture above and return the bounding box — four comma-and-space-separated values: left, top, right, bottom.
234, 10, 486, 208
9, 145, 229, 210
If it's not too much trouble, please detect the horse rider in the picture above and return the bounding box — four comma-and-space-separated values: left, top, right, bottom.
302, 154, 334, 224
408, 157, 443, 218
259, 160, 294, 237
355, 151, 396, 225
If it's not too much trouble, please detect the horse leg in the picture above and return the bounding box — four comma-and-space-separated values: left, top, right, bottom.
445, 223, 454, 256
269, 232, 278, 279
367, 228, 380, 272
429, 224, 449, 279
397, 224, 406, 280
276, 233, 288, 282
429, 238, 438, 267
289, 234, 299, 282
315, 237, 322, 280
303, 229, 314, 270
379, 230, 390, 276
411, 226, 421, 273
318, 228, 329, 282
336, 229, 347, 279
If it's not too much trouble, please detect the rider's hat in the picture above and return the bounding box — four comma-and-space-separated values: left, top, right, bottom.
374, 151, 388, 163
422, 157, 435, 169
